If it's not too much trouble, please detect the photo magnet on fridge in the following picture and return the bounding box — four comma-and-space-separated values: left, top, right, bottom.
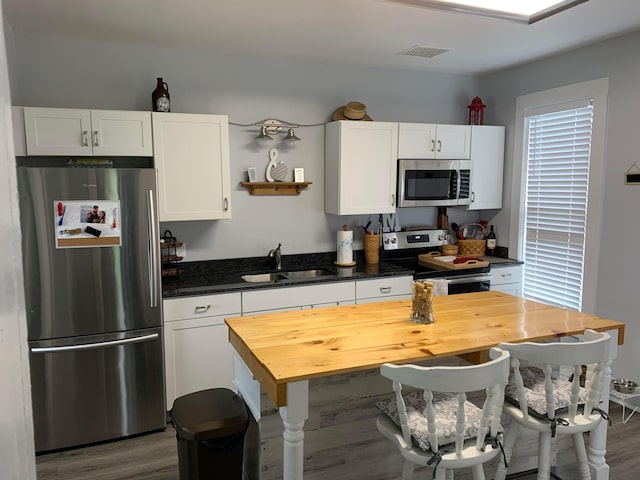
54, 200, 121, 248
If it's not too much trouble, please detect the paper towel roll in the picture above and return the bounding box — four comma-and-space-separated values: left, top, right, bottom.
337, 230, 353, 265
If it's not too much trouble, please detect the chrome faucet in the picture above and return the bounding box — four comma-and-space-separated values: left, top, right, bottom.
268, 243, 282, 270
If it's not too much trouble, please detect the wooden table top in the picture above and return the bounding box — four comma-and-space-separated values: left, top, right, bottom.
225, 291, 625, 407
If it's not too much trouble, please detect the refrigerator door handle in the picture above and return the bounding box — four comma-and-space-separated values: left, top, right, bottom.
147, 189, 159, 308
31, 333, 159, 354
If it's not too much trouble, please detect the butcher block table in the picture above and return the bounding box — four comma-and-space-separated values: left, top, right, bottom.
225, 291, 625, 480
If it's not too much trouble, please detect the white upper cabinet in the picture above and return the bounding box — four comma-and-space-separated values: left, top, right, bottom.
152, 112, 231, 221
23, 107, 152, 156
398, 123, 471, 159
325, 120, 398, 215
467, 125, 505, 210
11, 107, 27, 156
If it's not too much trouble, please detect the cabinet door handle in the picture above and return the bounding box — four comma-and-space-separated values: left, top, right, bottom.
437, 140, 442, 152
82, 130, 89, 146
430, 139, 436, 152
391, 194, 395, 206
501, 273, 512, 279
93, 131, 100, 147
194, 305, 211, 314
379, 286, 392, 294
471, 192, 475, 202
224, 197, 229, 211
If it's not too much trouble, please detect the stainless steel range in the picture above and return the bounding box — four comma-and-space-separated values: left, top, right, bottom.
381, 228, 492, 294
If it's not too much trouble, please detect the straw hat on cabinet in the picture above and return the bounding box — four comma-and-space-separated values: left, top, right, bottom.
332, 101, 372, 121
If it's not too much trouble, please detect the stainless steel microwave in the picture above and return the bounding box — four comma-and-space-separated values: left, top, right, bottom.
397, 159, 471, 207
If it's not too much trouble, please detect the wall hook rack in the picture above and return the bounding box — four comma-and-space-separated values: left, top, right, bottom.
229, 117, 326, 144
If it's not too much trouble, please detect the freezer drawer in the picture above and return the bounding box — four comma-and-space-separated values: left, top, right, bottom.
29, 327, 165, 452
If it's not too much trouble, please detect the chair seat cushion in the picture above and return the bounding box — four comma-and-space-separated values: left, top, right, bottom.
376, 390, 485, 452
504, 366, 586, 419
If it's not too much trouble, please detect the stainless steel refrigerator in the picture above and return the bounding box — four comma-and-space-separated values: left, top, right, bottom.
17, 166, 165, 453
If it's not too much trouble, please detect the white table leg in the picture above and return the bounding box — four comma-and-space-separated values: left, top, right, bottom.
588, 333, 617, 480
280, 380, 309, 480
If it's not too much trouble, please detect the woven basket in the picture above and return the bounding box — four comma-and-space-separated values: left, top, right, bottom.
441, 244, 459, 256
457, 239, 486, 256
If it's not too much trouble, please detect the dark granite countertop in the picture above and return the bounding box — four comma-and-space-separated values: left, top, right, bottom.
162, 251, 413, 299
479, 256, 524, 267
162, 250, 523, 299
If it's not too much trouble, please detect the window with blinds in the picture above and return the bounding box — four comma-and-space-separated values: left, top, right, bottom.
522, 103, 594, 311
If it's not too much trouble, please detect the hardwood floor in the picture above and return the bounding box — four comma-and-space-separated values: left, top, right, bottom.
36, 402, 638, 480
36, 428, 179, 480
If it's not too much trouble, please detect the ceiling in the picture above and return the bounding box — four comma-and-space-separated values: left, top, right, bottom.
3, 0, 640, 75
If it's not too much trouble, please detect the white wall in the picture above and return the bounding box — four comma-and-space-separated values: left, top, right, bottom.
0, 10, 37, 480
10, 32, 482, 261
479, 29, 640, 379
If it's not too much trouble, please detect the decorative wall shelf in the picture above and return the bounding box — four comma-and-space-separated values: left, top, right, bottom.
240, 181, 312, 196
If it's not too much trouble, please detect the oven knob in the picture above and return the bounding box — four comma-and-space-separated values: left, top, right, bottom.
438, 234, 444, 241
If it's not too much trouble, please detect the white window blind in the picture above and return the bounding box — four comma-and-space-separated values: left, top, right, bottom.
523, 103, 593, 311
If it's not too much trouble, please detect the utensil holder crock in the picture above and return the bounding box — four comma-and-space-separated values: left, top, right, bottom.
364, 234, 380, 264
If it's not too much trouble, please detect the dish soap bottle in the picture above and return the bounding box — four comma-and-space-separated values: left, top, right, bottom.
486, 225, 496, 256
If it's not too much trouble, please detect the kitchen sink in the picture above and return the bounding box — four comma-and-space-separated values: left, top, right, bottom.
283, 269, 334, 280
241, 273, 288, 282
241, 268, 335, 283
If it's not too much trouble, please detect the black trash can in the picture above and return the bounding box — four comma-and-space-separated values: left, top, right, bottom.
170, 388, 249, 480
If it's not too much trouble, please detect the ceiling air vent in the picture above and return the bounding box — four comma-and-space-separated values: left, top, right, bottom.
397, 45, 451, 59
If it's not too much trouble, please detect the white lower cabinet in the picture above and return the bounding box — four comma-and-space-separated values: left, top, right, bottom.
490, 265, 523, 297
355, 276, 413, 304
242, 282, 356, 314
163, 292, 241, 407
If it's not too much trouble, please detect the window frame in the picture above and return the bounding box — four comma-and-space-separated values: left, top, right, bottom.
508, 78, 609, 314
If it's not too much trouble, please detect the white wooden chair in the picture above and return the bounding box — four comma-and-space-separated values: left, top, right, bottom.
494, 329, 611, 480
376, 347, 510, 480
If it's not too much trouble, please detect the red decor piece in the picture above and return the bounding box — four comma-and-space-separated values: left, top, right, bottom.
468, 96, 486, 125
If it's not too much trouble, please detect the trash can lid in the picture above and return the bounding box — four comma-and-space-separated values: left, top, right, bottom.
170, 388, 249, 441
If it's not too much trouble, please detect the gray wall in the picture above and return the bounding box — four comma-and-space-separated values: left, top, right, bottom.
10, 32, 482, 261
3, 18, 17, 103
479, 29, 640, 379
9, 26, 639, 378
0, 12, 37, 480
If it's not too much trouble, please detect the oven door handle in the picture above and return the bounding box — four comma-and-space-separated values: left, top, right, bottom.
445, 274, 492, 285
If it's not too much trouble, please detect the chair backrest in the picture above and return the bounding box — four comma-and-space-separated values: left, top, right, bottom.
498, 329, 611, 422
380, 347, 510, 455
